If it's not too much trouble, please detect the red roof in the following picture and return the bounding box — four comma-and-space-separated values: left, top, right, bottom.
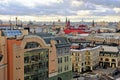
64, 29, 89, 34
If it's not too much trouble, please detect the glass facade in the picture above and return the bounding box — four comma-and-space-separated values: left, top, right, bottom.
24, 49, 48, 80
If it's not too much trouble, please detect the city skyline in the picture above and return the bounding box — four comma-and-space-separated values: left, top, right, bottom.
0, 0, 120, 22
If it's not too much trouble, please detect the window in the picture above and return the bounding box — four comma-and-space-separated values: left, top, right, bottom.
60, 58, 62, 63
67, 65, 69, 70
0, 54, 3, 62
58, 58, 62, 63
31, 55, 39, 62
88, 61, 90, 65
58, 58, 60, 63
24, 42, 40, 49
64, 65, 66, 71
78, 53, 79, 56
82, 63, 83, 66
67, 56, 69, 62
112, 59, 116, 62
64, 57, 66, 62
31, 75, 38, 80
24, 56, 29, 63
24, 65, 30, 74
105, 58, 109, 61
56, 40, 61, 44
25, 76, 29, 80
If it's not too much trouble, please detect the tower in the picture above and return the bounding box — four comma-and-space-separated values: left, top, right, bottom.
66, 17, 68, 24
67, 19, 70, 29
65, 17, 68, 28
92, 20, 95, 27
16, 17, 18, 26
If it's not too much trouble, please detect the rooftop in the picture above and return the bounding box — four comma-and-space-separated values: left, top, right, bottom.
71, 46, 101, 52
2, 30, 22, 37
102, 46, 119, 52
25, 48, 48, 53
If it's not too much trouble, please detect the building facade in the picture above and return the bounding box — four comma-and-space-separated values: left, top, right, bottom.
22, 35, 58, 80
99, 46, 120, 68
6, 33, 59, 80
42, 36, 73, 80
71, 46, 101, 73
55, 37, 72, 80
0, 37, 7, 80
86, 33, 120, 45
1, 28, 72, 80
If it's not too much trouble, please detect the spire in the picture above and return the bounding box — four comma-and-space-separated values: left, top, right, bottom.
66, 17, 68, 23
67, 19, 70, 29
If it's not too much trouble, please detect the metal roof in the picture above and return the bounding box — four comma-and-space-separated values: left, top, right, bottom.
2, 30, 22, 37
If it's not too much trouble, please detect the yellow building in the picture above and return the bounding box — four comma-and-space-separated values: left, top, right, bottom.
71, 46, 101, 73
99, 46, 120, 68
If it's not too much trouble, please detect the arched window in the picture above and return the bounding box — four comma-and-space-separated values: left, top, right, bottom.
100, 58, 103, 60
58, 77, 62, 80
112, 59, 116, 62
105, 58, 109, 61
25, 42, 40, 49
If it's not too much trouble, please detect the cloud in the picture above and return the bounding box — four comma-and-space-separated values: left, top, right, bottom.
71, 0, 84, 7
76, 10, 91, 16
113, 8, 120, 13
0, 0, 120, 22
83, 0, 120, 8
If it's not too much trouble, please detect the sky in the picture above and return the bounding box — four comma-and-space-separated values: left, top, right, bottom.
0, 0, 120, 22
